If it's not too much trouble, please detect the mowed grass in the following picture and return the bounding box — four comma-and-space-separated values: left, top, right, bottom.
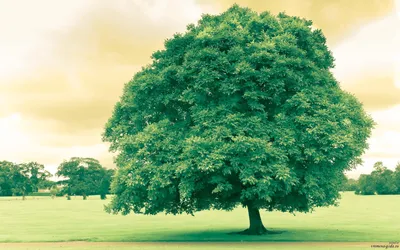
0, 192, 399, 243
0, 245, 378, 250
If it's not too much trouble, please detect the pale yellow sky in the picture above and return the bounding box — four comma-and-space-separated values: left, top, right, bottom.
0, 0, 399, 178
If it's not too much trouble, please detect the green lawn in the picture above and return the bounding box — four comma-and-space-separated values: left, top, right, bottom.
0, 192, 399, 249
0, 245, 379, 250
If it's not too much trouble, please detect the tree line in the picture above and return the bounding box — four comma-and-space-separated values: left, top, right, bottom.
341, 162, 400, 195
0, 157, 115, 200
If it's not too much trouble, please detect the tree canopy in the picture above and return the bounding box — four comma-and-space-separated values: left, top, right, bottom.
356, 161, 400, 195
0, 161, 50, 198
103, 5, 374, 234
339, 175, 358, 192
56, 157, 114, 200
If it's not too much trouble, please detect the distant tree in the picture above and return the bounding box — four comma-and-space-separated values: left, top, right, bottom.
0, 161, 14, 196
0, 161, 51, 199
395, 163, 400, 194
20, 162, 52, 192
370, 162, 397, 195
372, 161, 385, 172
99, 169, 115, 200
103, 5, 374, 234
37, 179, 56, 190
396, 162, 400, 171
373, 170, 397, 195
356, 174, 376, 195
10, 165, 31, 199
347, 179, 358, 191
339, 174, 358, 191
355, 161, 400, 196
50, 186, 60, 199
56, 157, 111, 200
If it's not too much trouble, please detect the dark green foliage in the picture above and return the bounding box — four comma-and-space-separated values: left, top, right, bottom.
102, 4, 374, 229
37, 180, 56, 190
100, 169, 115, 200
56, 157, 114, 200
372, 162, 397, 195
0, 161, 15, 196
50, 186, 63, 198
0, 161, 51, 198
395, 163, 400, 194
20, 162, 52, 193
345, 179, 358, 191
356, 161, 400, 195
339, 174, 358, 191
356, 174, 376, 195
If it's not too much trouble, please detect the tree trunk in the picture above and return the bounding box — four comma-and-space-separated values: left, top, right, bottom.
83, 194, 87, 200
241, 205, 268, 235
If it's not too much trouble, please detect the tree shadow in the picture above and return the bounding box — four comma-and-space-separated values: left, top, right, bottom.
117, 227, 372, 242
227, 229, 286, 235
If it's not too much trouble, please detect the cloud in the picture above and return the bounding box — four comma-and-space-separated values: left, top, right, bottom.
0, 113, 28, 151
331, 13, 399, 81
346, 105, 400, 178
0, 0, 210, 133
0, 0, 95, 79
0, 113, 113, 171
0, 65, 139, 132
369, 105, 400, 132
0, 0, 212, 171
341, 75, 400, 111
396, 0, 400, 88
330, 12, 400, 110
0, 0, 399, 178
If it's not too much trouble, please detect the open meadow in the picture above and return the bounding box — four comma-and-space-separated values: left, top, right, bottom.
0, 192, 399, 249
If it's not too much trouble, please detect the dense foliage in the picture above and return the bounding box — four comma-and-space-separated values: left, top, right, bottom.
103, 5, 374, 234
356, 162, 400, 195
56, 157, 114, 200
339, 175, 358, 192
0, 161, 50, 198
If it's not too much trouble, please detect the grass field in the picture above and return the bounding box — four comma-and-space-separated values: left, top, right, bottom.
0, 192, 399, 249
0, 243, 388, 250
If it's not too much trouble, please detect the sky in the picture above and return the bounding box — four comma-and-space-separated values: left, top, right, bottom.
0, 0, 399, 179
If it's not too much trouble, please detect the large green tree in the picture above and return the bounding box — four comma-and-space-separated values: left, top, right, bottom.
103, 5, 374, 234
56, 157, 113, 200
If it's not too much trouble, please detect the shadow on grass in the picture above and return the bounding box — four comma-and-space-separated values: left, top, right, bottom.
113, 228, 370, 242
227, 229, 286, 235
